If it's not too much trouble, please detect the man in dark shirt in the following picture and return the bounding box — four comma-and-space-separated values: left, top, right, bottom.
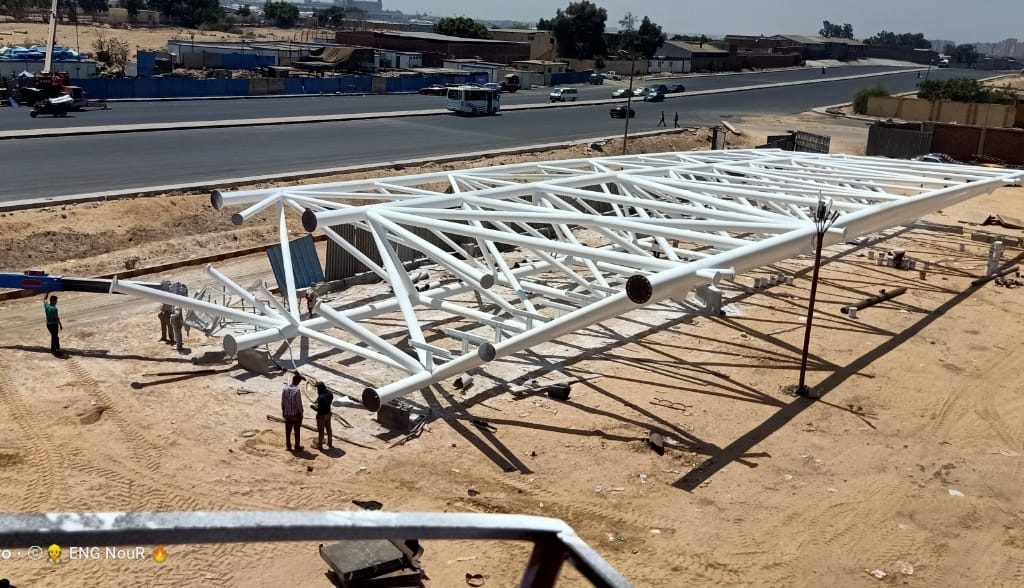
43, 292, 63, 357
313, 382, 334, 450
281, 373, 304, 452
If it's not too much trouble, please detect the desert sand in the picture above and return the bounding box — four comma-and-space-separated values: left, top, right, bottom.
0, 118, 1022, 587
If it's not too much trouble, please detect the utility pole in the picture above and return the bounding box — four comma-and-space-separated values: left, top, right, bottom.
795, 197, 840, 398
620, 50, 640, 155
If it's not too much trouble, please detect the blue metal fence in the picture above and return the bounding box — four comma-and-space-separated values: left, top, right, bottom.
550, 71, 594, 86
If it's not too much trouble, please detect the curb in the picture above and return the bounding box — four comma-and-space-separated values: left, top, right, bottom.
0, 68, 926, 141
0, 127, 693, 212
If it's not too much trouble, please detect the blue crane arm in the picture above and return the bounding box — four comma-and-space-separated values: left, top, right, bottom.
0, 273, 160, 294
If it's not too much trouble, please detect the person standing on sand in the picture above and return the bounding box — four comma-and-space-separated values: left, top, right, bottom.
43, 292, 64, 357
281, 373, 304, 452
313, 381, 334, 450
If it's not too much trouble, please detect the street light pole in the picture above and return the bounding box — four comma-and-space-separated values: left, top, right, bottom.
621, 52, 637, 155
795, 197, 840, 398
924, 59, 933, 82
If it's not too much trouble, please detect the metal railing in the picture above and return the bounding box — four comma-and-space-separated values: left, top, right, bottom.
0, 511, 632, 587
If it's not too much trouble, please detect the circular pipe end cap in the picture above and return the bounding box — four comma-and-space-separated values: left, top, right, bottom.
301, 208, 318, 232
362, 388, 382, 412
479, 274, 495, 290
477, 342, 496, 362
210, 190, 224, 210
223, 334, 238, 357
230, 212, 245, 226
626, 275, 653, 304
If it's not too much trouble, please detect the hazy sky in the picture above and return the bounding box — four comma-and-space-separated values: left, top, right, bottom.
391, 0, 1021, 43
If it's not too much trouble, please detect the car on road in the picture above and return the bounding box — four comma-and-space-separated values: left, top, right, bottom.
588, 74, 604, 85
419, 84, 447, 96
611, 88, 630, 98
643, 90, 665, 102
602, 71, 622, 81
631, 86, 649, 97
482, 82, 502, 92
609, 105, 635, 118
549, 87, 578, 102
668, 84, 686, 93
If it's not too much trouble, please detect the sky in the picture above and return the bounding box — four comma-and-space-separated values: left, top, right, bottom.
388, 0, 1022, 44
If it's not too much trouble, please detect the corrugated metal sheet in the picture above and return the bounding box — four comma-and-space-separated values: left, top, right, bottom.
866, 125, 933, 159
325, 224, 472, 281
266, 235, 324, 291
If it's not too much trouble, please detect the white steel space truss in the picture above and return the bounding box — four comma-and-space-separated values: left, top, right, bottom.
111, 150, 1021, 410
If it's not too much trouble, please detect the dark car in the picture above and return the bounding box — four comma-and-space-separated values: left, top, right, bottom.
609, 106, 635, 118
419, 84, 447, 95
588, 73, 604, 85
611, 88, 630, 98
650, 84, 669, 94
643, 90, 665, 102
668, 84, 686, 93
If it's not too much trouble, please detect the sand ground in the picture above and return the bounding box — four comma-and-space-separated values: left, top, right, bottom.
0, 117, 1023, 587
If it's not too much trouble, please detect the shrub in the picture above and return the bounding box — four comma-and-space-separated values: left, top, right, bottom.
853, 84, 890, 114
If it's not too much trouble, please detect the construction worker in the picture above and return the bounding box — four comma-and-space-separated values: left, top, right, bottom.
158, 304, 172, 343
169, 306, 185, 353
313, 381, 334, 451
43, 291, 63, 357
281, 373, 304, 452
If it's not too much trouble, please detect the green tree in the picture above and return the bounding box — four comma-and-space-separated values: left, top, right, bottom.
147, 0, 223, 27
314, 6, 345, 26
77, 0, 108, 16
237, 3, 250, 17
263, 0, 299, 28
433, 16, 489, 39
864, 30, 931, 49
950, 43, 980, 66
124, 0, 144, 18
918, 77, 1013, 103
819, 20, 853, 39
536, 17, 553, 30
620, 15, 664, 58
547, 0, 607, 59
852, 84, 889, 114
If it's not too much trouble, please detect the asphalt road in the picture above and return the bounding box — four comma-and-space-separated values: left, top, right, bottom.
0, 68, 1000, 202
0, 65, 923, 130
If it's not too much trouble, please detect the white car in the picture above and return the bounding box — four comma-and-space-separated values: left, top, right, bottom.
482, 82, 502, 92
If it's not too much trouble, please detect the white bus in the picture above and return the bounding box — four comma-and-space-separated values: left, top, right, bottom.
445, 86, 501, 115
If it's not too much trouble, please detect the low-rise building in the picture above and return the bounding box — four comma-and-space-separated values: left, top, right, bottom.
653, 40, 730, 72
334, 30, 530, 66
488, 29, 555, 61
442, 58, 506, 82
777, 35, 866, 60
510, 59, 566, 86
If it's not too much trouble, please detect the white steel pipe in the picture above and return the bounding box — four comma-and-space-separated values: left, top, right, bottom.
278, 201, 301, 322
109, 276, 282, 330
204, 264, 282, 321
314, 301, 426, 374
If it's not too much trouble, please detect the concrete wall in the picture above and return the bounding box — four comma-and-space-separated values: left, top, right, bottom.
927, 123, 1024, 164
647, 58, 689, 73
866, 96, 1016, 127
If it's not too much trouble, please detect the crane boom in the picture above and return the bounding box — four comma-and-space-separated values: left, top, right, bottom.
42, 0, 59, 74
